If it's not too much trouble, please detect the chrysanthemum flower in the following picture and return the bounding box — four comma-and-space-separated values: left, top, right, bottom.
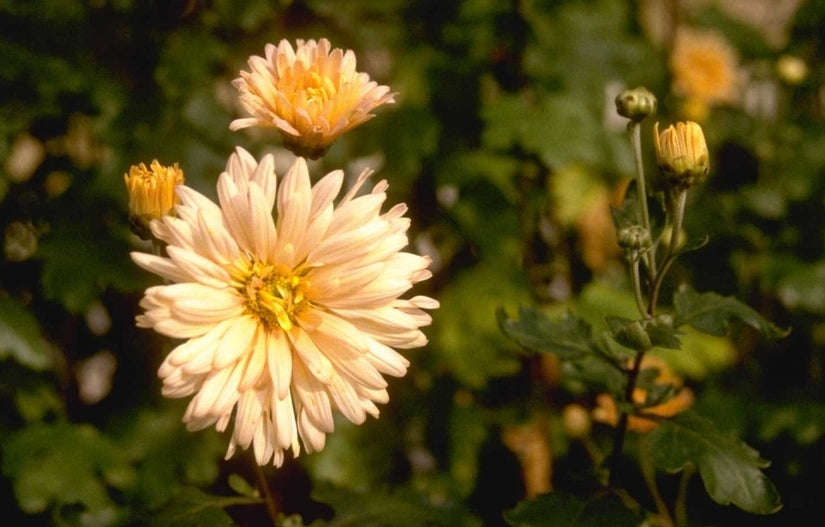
670, 28, 740, 120
131, 147, 437, 466
230, 38, 396, 159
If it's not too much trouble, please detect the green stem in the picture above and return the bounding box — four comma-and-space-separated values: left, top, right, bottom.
648, 190, 687, 315
630, 256, 649, 319
255, 462, 279, 526
675, 465, 695, 527
629, 121, 657, 277
607, 348, 648, 487
640, 436, 674, 527
151, 238, 164, 257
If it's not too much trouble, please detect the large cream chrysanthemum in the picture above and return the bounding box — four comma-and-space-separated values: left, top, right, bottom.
230, 38, 395, 159
132, 147, 437, 466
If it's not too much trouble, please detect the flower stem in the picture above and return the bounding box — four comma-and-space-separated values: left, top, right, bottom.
648, 189, 687, 315
675, 464, 695, 527
630, 256, 649, 318
629, 121, 656, 278
640, 436, 674, 527
254, 462, 279, 526
607, 348, 647, 487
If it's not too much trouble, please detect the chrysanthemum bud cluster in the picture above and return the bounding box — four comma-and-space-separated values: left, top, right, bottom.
126, 39, 436, 467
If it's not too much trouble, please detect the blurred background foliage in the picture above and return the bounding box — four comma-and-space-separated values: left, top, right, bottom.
2, 0, 825, 525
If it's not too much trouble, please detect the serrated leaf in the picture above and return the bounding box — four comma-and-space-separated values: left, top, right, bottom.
0, 296, 53, 370
672, 285, 789, 339
1, 422, 134, 515
313, 482, 480, 527
503, 491, 641, 527
146, 487, 255, 527
497, 306, 593, 360
647, 411, 782, 514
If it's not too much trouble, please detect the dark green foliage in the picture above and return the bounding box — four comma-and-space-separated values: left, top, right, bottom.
1, 0, 823, 525
504, 491, 642, 527
648, 411, 782, 514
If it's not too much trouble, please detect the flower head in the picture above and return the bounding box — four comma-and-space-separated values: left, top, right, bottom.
654, 121, 709, 189
230, 38, 396, 159
670, 28, 740, 120
131, 147, 437, 466
124, 160, 184, 240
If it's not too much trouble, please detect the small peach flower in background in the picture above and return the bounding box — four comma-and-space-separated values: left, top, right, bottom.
230, 38, 396, 159
670, 27, 740, 121
124, 160, 184, 240
131, 147, 437, 466
592, 356, 695, 433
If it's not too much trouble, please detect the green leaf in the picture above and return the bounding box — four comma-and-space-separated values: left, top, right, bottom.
672, 285, 789, 339
313, 482, 480, 527
431, 262, 528, 388
647, 411, 782, 514
146, 487, 254, 527
503, 491, 642, 527
610, 181, 665, 244
498, 306, 593, 360
2, 422, 134, 515
38, 225, 147, 314
107, 405, 225, 508
0, 296, 53, 370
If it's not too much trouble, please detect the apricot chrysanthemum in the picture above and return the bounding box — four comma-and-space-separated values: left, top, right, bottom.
230, 38, 395, 159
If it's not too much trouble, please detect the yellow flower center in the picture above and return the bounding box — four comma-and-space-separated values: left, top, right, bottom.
303, 72, 337, 105
231, 258, 310, 331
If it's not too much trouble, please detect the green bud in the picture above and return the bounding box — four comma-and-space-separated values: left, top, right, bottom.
617, 225, 652, 251
615, 87, 657, 121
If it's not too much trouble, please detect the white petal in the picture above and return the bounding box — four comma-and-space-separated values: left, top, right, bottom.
287, 326, 334, 384
131, 252, 189, 283
213, 315, 259, 369
266, 329, 293, 400
291, 358, 334, 434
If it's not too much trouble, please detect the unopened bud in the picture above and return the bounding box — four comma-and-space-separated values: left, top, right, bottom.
615, 87, 657, 122
654, 121, 709, 189
617, 225, 652, 252
124, 160, 184, 240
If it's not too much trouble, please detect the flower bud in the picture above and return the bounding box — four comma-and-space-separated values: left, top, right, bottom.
124, 160, 184, 240
617, 225, 652, 252
615, 87, 657, 121
653, 121, 709, 189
